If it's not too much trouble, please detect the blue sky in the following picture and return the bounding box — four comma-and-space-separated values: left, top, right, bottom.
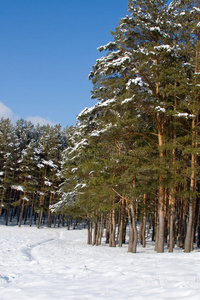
0, 0, 129, 127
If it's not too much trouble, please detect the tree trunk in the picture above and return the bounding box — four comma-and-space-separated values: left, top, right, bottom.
62, 215, 65, 227
100, 215, 104, 238
96, 217, 101, 246
169, 190, 176, 252
118, 199, 125, 247
9, 207, 14, 222
47, 193, 53, 227
58, 214, 62, 227
156, 111, 166, 253
130, 202, 138, 253
30, 203, 34, 227
185, 201, 194, 252
138, 221, 143, 243
109, 209, 116, 247
105, 215, 110, 244
5, 207, 9, 225
197, 206, 200, 248
185, 119, 197, 252
142, 194, 147, 247
128, 219, 134, 252
37, 208, 43, 229
18, 199, 25, 227
37, 193, 45, 229
0, 187, 5, 216
87, 218, 93, 245
152, 199, 157, 242
54, 215, 57, 227
92, 221, 97, 246
127, 200, 138, 253
157, 179, 165, 252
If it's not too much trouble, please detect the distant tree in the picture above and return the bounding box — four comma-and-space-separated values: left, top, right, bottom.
0, 118, 17, 222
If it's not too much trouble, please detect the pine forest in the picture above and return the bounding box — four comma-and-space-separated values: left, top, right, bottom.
1, 0, 200, 254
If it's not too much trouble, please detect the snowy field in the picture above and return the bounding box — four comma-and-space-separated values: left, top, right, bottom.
0, 226, 200, 300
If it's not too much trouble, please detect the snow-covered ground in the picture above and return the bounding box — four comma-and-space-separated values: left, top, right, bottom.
0, 226, 200, 300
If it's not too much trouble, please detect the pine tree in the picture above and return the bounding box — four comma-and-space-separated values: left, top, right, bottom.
0, 118, 17, 220
89, 0, 178, 252
35, 124, 65, 228
87, 0, 200, 252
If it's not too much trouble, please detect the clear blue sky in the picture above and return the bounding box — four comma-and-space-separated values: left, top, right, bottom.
0, 0, 129, 127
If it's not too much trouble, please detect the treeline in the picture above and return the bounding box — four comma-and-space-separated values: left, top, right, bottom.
51, 0, 200, 253
0, 118, 69, 228
1, 0, 200, 254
